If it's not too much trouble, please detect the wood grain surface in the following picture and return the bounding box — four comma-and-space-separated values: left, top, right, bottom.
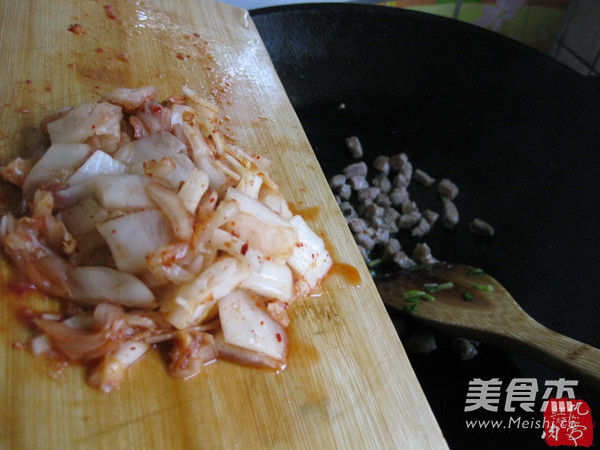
0, 0, 447, 448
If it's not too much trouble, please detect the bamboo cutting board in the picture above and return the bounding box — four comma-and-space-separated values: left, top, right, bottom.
0, 1, 447, 448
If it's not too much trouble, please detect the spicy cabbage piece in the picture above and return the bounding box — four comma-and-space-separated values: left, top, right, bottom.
0, 85, 334, 393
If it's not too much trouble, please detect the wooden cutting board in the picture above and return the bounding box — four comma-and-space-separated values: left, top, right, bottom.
0, 1, 447, 448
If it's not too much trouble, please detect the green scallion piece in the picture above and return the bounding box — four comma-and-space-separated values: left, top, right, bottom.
367, 258, 382, 269
421, 293, 436, 302
405, 295, 421, 304
424, 283, 438, 293
437, 281, 454, 290
462, 292, 474, 302
468, 268, 485, 277
475, 284, 494, 292
403, 303, 417, 313
404, 290, 425, 298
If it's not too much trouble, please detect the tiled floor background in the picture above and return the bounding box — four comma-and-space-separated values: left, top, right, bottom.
551, 0, 600, 76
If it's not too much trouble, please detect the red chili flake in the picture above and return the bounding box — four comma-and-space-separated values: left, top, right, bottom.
104, 5, 118, 20
176, 52, 187, 60
260, 321, 264, 326
12, 341, 27, 350
25, 79, 33, 85
296, 242, 304, 248
95, 47, 104, 53
116, 52, 129, 62
111, 229, 116, 234
193, 32, 200, 38
241, 242, 249, 256
6, 280, 36, 298
209, 197, 216, 203
276, 333, 282, 343
15, 307, 35, 326
68, 23, 86, 35
45, 84, 52, 92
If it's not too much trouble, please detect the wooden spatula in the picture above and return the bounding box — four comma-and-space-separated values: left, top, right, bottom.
376, 264, 600, 389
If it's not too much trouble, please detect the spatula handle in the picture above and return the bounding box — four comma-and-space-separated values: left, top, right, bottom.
501, 319, 600, 390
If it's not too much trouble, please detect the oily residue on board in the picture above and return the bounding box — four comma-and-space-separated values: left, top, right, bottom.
289, 203, 321, 222
328, 262, 361, 288
61, 0, 278, 132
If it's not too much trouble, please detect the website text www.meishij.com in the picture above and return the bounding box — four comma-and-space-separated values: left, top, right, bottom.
466, 416, 555, 430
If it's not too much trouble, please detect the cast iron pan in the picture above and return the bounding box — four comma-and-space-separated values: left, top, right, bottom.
252, 4, 600, 448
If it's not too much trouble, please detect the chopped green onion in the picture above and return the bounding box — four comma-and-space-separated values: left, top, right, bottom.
421, 293, 436, 302
403, 303, 417, 313
404, 290, 425, 298
406, 264, 426, 271
475, 284, 494, 292
462, 292, 474, 302
468, 268, 485, 277
423, 281, 453, 294
424, 283, 438, 293
402, 288, 439, 311
367, 258, 382, 269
